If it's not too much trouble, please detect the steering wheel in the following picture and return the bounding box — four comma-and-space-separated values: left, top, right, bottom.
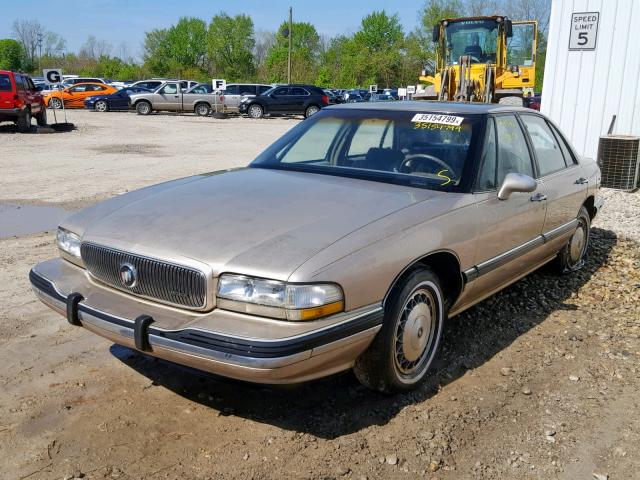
399, 153, 454, 175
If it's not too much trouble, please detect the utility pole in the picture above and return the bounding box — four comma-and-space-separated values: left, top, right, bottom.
37, 32, 43, 71
287, 7, 292, 84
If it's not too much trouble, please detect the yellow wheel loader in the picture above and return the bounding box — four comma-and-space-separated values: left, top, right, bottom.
417, 16, 537, 105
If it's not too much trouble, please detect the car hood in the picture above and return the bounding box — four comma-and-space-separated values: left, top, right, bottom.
66, 168, 435, 280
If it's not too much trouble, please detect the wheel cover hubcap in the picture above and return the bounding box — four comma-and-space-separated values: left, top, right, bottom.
569, 223, 586, 263
250, 106, 261, 117
394, 288, 436, 375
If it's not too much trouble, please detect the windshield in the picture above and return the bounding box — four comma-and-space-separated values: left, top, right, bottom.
445, 19, 499, 64
251, 109, 483, 192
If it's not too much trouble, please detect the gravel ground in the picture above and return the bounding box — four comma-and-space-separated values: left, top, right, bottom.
1, 110, 639, 480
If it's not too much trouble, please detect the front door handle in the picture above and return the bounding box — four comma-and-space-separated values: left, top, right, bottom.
530, 193, 547, 202
575, 177, 589, 185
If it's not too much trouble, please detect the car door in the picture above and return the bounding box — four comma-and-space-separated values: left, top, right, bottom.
289, 87, 311, 113
111, 89, 129, 110
519, 114, 587, 242
267, 87, 291, 112
66, 85, 89, 107
464, 114, 548, 302
156, 83, 181, 110
223, 84, 240, 109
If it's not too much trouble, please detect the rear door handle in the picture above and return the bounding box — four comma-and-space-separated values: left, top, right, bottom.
575, 177, 589, 185
530, 193, 547, 202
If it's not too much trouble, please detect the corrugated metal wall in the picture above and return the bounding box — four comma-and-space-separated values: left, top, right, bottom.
541, 0, 640, 159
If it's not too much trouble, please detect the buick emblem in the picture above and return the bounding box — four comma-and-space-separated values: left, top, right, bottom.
119, 263, 137, 288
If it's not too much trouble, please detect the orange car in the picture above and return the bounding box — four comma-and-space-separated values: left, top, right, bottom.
44, 82, 117, 109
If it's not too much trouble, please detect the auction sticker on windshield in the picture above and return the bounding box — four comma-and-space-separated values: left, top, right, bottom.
411, 113, 464, 126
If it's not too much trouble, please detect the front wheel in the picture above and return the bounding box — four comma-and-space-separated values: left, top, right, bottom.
49, 97, 63, 109
194, 103, 210, 116
247, 104, 264, 119
304, 105, 320, 118
354, 269, 445, 392
136, 101, 152, 115
552, 206, 591, 273
95, 100, 109, 112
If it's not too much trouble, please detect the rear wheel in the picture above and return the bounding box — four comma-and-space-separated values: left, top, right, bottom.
136, 101, 152, 115
17, 109, 32, 133
95, 100, 109, 112
248, 104, 264, 119
49, 97, 63, 109
552, 206, 591, 273
35, 108, 47, 127
354, 269, 445, 392
194, 102, 210, 116
304, 105, 320, 118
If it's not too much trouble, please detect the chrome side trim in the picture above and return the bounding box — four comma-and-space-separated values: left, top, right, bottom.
476, 235, 545, 276
542, 219, 578, 243
465, 219, 578, 283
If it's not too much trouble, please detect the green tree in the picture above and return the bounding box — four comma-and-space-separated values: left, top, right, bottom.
353, 11, 404, 87
206, 13, 255, 81
264, 21, 321, 83
143, 18, 207, 77
0, 39, 25, 70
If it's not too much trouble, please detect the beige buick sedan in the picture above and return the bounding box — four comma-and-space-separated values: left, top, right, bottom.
30, 102, 603, 392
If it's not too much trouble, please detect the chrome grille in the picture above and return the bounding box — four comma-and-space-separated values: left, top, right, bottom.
80, 243, 207, 309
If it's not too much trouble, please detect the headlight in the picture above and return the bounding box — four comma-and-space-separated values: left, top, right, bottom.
217, 274, 344, 321
56, 227, 81, 258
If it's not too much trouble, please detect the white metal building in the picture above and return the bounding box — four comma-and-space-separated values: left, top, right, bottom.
541, 0, 640, 160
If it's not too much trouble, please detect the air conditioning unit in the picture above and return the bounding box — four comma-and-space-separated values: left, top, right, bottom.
597, 135, 640, 191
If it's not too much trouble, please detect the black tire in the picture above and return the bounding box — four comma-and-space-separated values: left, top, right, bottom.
49, 97, 63, 109
136, 101, 152, 115
35, 108, 47, 127
354, 269, 445, 393
194, 102, 211, 117
552, 206, 591, 274
95, 100, 109, 112
304, 105, 320, 118
17, 109, 32, 133
247, 104, 264, 119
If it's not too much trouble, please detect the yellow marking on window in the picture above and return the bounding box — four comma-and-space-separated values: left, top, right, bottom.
437, 169, 452, 185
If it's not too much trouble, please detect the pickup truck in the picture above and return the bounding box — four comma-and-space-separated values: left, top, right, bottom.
129, 82, 223, 116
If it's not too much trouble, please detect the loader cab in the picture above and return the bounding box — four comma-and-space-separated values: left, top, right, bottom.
434, 17, 512, 69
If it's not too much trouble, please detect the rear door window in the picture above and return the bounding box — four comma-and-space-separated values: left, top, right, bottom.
520, 114, 567, 176
239, 85, 257, 95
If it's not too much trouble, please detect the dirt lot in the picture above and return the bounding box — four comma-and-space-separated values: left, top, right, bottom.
1, 110, 639, 480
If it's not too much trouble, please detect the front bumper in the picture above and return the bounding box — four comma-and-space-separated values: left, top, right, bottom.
29, 259, 382, 384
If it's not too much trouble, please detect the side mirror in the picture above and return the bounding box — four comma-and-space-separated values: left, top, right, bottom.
505, 19, 513, 38
432, 24, 440, 43
498, 172, 536, 200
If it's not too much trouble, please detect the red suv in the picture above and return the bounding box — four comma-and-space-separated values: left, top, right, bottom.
0, 70, 47, 132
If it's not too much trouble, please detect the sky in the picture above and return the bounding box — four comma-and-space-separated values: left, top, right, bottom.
0, 0, 424, 60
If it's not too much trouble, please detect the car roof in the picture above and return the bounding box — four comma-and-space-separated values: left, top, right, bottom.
326, 100, 531, 114
68, 82, 110, 86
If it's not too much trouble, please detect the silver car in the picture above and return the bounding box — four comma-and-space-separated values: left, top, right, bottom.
129, 81, 223, 116
222, 83, 272, 112
30, 102, 602, 392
